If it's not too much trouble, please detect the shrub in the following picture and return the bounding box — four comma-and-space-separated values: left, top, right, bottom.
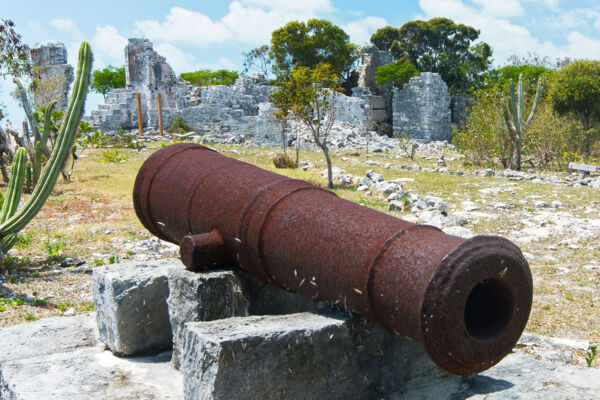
272, 153, 297, 169
168, 116, 192, 134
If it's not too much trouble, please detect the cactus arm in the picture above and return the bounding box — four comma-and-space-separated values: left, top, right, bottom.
518, 74, 524, 124
33, 142, 42, 184
41, 100, 56, 151
0, 233, 19, 253
0, 147, 27, 224
507, 79, 520, 136
12, 78, 42, 144
0, 41, 91, 236
502, 100, 516, 139
525, 78, 543, 127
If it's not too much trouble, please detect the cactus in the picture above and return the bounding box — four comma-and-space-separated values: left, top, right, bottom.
502, 73, 542, 171
0, 41, 92, 259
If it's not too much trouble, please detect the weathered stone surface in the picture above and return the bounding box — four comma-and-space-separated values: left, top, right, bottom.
357, 44, 393, 93
393, 72, 452, 141
167, 267, 249, 369
236, 269, 323, 316
0, 314, 182, 400
93, 259, 179, 355
0, 314, 97, 364
30, 42, 74, 111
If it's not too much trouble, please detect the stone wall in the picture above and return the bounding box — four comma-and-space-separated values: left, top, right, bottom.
393, 72, 452, 141
30, 43, 74, 111
451, 93, 474, 128
88, 39, 467, 143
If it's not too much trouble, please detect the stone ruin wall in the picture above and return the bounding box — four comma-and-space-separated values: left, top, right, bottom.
30, 43, 74, 111
87, 39, 472, 143
393, 72, 452, 141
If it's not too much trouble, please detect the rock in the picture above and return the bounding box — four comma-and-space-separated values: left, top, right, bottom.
60, 257, 86, 268
442, 226, 475, 239
535, 201, 549, 208
167, 267, 249, 370
359, 176, 373, 187
366, 170, 384, 182
62, 308, 76, 317
0, 314, 182, 400
357, 185, 369, 191
437, 158, 446, 167
180, 312, 432, 400
444, 213, 469, 227
551, 201, 563, 208
92, 259, 180, 355
374, 181, 403, 196
418, 210, 445, 229
388, 200, 403, 211
583, 265, 600, 271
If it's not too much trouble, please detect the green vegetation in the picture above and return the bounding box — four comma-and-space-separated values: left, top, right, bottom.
0, 41, 92, 262
375, 61, 419, 89
269, 19, 358, 84
549, 60, 600, 158
180, 69, 239, 86
90, 65, 125, 98
371, 18, 492, 94
168, 115, 192, 134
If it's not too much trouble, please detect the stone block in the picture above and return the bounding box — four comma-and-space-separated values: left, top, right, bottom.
236, 269, 324, 316
93, 259, 180, 355
370, 109, 388, 122
167, 267, 249, 369
179, 311, 437, 400
370, 95, 386, 109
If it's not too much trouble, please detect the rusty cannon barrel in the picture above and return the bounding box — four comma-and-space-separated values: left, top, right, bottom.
133, 143, 533, 375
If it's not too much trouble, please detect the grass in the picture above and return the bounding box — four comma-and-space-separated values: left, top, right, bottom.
0, 140, 598, 358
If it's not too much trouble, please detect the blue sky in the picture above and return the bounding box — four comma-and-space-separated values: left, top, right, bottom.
2, 0, 600, 122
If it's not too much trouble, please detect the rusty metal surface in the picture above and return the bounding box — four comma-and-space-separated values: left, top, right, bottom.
133, 143, 533, 376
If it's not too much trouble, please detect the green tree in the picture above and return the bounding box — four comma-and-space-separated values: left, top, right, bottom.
549, 60, 600, 158
90, 65, 125, 98
269, 19, 358, 84
370, 18, 492, 94
375, 61, 419, 89
481, 64, 550, 95
180, 69, 239, 86
272, 63, 340, 188
243, 45, 272, 79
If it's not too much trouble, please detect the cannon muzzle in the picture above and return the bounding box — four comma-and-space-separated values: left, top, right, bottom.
133, 143, 533, 375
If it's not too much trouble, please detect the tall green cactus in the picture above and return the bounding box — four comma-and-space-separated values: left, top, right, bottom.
0, 41, 92, 259
502, 73, 542, 171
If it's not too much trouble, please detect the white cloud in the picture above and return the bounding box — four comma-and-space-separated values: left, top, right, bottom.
50, 18, 79, 32
92, 26, 128, 68
543, 8, 600, 30
239, 0, 335, 13
561, 31, 600, 59
134, 2, 326, 48
418, 0, 558, 65
523, 0, 560, 9
135, 7, 232, 46
342, 16, 388, 45
154, 43, 200, 73
470, 0, 524, 17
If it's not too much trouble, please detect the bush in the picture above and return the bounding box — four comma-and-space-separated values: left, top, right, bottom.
272, 153, 297, 169
180, 69, 239, 86
168, 116, 192, 134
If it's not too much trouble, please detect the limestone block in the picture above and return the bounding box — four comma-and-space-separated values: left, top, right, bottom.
180, 312, 437, 400
93, 259, 180, 355
167, 267, 249, 369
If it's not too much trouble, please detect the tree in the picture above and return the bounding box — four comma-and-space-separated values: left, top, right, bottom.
480, 64, 550, 95
375, 61, 419, 89
243, 45, 272, 79
0, 19, 33, 79
549, 60, 600, 158
91, 65, 125, 98
370, 18, 492, 94
273, 63, 340, 188
269, 19, 358, 85
180, 69, 239, 86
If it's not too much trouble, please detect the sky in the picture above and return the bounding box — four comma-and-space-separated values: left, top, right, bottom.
2, 0, 600, 123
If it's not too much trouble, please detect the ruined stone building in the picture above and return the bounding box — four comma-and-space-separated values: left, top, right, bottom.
80, 39, 470, 143
30, 43, 74, 111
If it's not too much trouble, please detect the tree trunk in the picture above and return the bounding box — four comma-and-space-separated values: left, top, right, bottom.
323, 147, 333, 189
295, 131, 300, 166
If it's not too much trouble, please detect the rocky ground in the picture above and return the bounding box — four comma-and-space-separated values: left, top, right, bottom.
0, 133, 598, 369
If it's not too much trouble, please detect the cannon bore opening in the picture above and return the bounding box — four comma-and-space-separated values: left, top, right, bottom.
464, 278, 513, 340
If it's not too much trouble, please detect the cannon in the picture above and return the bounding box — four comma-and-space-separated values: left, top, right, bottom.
133, 143, 533, 376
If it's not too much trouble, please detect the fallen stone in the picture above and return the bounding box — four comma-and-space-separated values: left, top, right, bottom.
93, 259, 180, 355
167, 267, 249, 369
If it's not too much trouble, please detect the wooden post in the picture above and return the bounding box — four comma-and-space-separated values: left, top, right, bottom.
136, 93, 143, 137
157, 93, 163, 136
